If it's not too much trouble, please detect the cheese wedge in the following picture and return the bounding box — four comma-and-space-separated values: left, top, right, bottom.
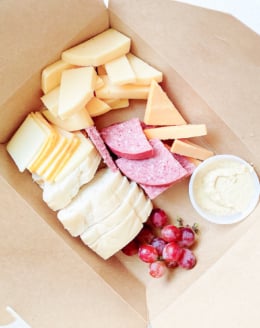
42, 107, 93, 132
62, 28, 131, 66
54, 133, 94, 182
57, 168, 126, 236
95, 75, 150, 99
144, 80, 186, 125
105, 55, 136, 85
170, 139, 214, 160
127, 53, 163, 85
6, 114, 49, 172
41, 86, 60, 116
85, 97, 111, 117
102, 98, 129, 110
95, 75, 105, 90
80, 183, 144, 245
144, 124, 207, 140
88, 211, 143, 260
41, 59, 75, 94
58, 66, 96, 119
42, 151, 100, 211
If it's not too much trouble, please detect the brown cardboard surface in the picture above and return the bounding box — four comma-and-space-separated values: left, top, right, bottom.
0, 0, 260, 327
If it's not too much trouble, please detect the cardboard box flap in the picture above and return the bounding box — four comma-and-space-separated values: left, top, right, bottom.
0, 173, 147, 327
109, 0, 260, 170
0, 0, 109, 143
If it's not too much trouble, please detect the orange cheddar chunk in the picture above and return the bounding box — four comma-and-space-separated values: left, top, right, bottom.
144, 80, 186, 126
170, 139, 214, 161
86, 97, 111, 117
58, 66, 96, 119
41, 59, 75, 94
144, 124, 207, 140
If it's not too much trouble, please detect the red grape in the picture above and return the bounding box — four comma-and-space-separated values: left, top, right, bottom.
178, 248, 196, 269
147, 208, 168, 228
122, 239, 139, 256
165, 260, 178, 269
150, 237, 167, 256
136, 225, 155, 244
178, 226, 196, 248
161, 224, 181, 243
162, 242, 184, 262
138, 244, 158, 263
149, 261, 166, 278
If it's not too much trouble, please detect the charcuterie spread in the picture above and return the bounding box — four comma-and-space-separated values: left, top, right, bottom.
6, 28, 217, 277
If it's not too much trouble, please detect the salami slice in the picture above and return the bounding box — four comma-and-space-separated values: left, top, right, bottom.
100, 117, 154, 160
116, 139, 188, 186
173, 153, 196, 176
85, 126, 118, 172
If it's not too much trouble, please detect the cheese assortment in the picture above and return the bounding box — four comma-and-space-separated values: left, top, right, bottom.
6, 27, 214, 260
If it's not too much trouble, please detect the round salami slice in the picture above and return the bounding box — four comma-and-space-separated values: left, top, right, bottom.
116, 139, 188, 186
100, 117, 154, 160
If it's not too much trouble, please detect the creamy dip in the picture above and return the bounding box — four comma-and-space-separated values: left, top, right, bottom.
192, 158, 258, 217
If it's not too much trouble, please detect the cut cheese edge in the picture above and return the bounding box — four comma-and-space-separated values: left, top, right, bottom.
62, 28, 131, 66
170, 139, 214, 160
95, 75, 150, 99
41, 59, 75, 94
105, 55, 136, 85
58, 66, 96, 119
102, 98, 129, 110
127, 53, 163, 85
85, 97, 111, 117
41, 86, 60, 116
144, 124, 207, 140
144, 80, 186, 125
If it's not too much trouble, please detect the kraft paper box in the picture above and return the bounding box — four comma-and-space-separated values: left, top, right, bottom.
0, 0, 260, 327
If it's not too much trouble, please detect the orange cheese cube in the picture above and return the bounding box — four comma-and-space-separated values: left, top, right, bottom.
170, 139, 214, 161
144, 80, 186, 126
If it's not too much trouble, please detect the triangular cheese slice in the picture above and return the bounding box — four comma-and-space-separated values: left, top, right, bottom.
144, 80, 186, 125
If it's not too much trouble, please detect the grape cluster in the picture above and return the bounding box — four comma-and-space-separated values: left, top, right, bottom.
122, 208, 198, 278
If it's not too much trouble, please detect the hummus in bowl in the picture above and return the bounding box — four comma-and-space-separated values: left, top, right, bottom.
189, 155, 260, 224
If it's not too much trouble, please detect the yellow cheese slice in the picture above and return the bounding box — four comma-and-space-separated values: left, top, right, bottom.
95, 75, 150, 99
58, 66, 96, 120
105, 55, 136, 85
95, 75, 105, 90
42, 107, 93, 131
86, 97, 111, 117
62, 28, 131, 66
27, 112, 59, 173
54, 132, 94, 182
170, 139, 214, 160
6, 114, 49, 172
144, 80, 186, 126
41, 132, 80, 182
144, 124, 207, 140
127, 53, 163, 85
40, 86, 60, 116
102, 98, 129, 110
41, 59, 75, 94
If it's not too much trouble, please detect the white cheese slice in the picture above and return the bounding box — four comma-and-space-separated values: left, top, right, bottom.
105, 55, 136, 85
41, 86, 60, 116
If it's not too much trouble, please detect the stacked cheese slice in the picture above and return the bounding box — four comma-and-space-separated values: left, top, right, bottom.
58, 168, 152, 259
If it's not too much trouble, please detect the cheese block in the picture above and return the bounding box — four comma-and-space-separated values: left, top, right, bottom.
95, 75, 105, 90
62, 28, 131, 66
57, 168, 126, 236
95, 75, 150, 100
27, 112, 59, 173
127, 53, 163, 85
85, 97, 111, 117
144, 80, 186, 126
80, 182, 146, 245
42, 107, 93, 132
41, 86, 60, 116
42, 151, 101, 211
144, 124, 207, 140
6, 114, 49, 172
58, 66, 96, 119
54, 132, 94, 182
170, 139, 214, 160
102, 98, 129, 110
41, 59, 75, 94
88, 210, 143, 260
105, 55, 136, 85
